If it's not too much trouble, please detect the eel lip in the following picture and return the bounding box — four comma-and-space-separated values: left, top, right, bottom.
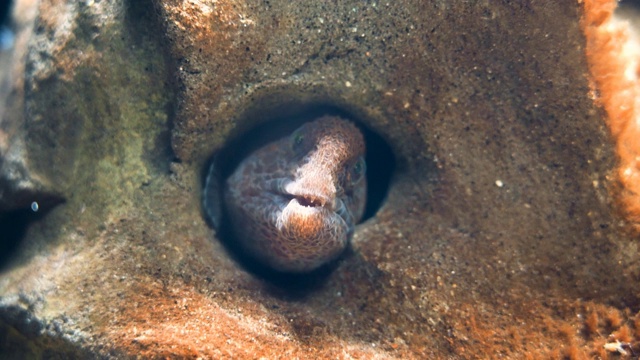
287, 193, 335, 211
296, 194, 325, 208
282, 180, 337, 211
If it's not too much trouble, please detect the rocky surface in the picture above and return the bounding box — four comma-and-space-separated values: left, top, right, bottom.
0, 0, 638, 358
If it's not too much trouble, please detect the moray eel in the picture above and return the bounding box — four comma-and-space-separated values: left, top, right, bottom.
204, 116, 367, 272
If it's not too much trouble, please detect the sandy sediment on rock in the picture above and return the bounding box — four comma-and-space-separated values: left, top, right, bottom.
0, 0, 639, 358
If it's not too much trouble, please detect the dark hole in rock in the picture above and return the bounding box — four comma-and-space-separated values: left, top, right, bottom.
202, 104, 395, 286
0, 209, 31, 270
0, 0, 12, 28
0, 194, 64, 270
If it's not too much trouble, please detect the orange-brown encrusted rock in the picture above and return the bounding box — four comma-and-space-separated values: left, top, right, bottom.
0, 0, 639, 358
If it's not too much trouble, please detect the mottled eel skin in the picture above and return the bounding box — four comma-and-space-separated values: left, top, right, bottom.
204, 116, 367, 272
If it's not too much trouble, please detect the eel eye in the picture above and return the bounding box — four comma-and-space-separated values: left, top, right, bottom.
350, 157, 366, 184
291, 131, 305, 151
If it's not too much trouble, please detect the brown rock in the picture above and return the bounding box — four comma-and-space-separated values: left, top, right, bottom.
0, 0, 638, 358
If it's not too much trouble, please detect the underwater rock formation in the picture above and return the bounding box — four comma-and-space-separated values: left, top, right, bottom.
0, 0, 638, 358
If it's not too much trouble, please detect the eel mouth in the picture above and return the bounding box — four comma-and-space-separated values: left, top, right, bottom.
279, 179, 337, 211
285, 193, 334, 211
295, 194, 325, 208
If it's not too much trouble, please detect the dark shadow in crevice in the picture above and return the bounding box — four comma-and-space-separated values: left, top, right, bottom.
0, 0, 12, 29
201, 103, 395, 291
0, 193, 64, 271
0, 210, 30, 270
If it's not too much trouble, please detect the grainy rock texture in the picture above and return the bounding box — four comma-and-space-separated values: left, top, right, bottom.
0, 0, 638, 358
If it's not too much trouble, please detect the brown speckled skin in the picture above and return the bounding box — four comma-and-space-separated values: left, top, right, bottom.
210, 116, 366, 272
